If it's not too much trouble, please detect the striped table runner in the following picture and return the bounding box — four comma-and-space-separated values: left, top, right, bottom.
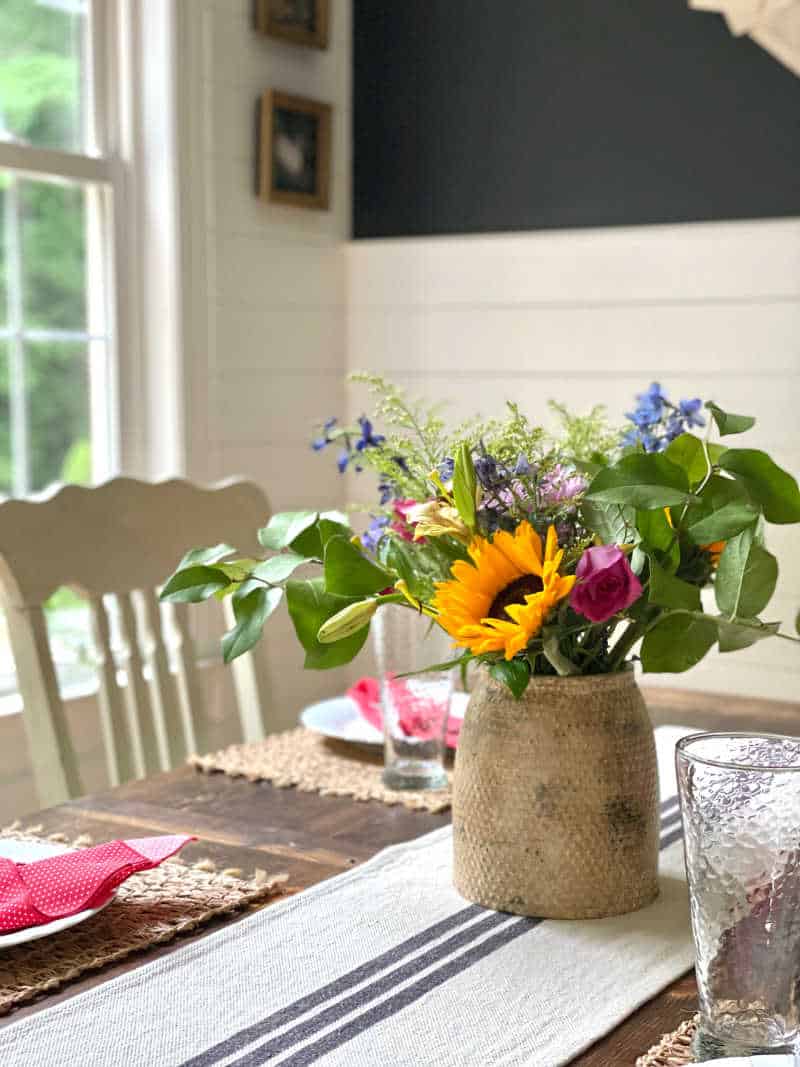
0, 726, 695, 1067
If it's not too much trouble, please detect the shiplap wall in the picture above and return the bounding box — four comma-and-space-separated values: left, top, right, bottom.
346, 220, 800, 700
177, 0, 354, 729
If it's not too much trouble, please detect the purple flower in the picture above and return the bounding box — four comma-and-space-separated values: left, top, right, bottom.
539, 465, 587, 506
514, 453, 531, 476
570, 545, 643, 623
337, 449, 351, 473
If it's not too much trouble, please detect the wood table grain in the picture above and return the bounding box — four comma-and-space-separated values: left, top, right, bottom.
3, 686, 799, 1064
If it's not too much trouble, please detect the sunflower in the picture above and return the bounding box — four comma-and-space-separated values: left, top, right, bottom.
433, 521, 576, 661
664, 508, 725, 569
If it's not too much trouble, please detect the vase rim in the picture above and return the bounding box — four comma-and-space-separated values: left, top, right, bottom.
483, 665, 636, 689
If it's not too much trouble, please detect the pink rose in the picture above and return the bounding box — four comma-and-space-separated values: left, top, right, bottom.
570, 545, 642, 623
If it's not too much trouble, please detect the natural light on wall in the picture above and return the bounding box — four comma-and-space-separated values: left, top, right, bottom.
0, 0, 120, 704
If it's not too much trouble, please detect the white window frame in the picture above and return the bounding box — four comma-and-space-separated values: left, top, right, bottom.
0, 0, 188, 711
0, 0, 122, 494
0, 0, 188, 496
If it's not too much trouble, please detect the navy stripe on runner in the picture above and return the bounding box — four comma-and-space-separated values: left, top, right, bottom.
660, 824, 684, 850
188, 797, 683, 1067
228, 912, 516, 1067
181, 904, 487, 1067
247, 919, 542, 1067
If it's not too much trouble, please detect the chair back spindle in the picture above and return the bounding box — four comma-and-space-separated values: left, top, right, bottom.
0, 477, 273, 805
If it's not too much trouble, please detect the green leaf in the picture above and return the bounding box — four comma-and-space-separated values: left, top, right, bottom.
719, 449, 800, 524
221, 585, 283, 663
285, 578, 369, 669
177, 543, 237, 569
258, 511, 318, 552
323, 536, 393, 597
717, 617, 780, 653
648, 558, 702, 612
217, 558, 259, 582
453, 443, 477, 531
160, 565, 231, 603
580, 500, 635, 545
251, 552, 307, 584
707, 402, 756, 436
664, 434, 724, 486
585, 453, 694, 510
489, 658, 530, 699
573, 458, 604, 478
701, 473, 752, 509
686, 501, 760, 544
290, 513, 351, 558
640, 614, 718, 673
636, 508, 679, 572
378, 538, 434, 600
715, 530, 778, 619
542, 632, 579, 676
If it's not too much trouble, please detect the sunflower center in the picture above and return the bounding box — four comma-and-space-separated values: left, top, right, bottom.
488, 574, 544, 620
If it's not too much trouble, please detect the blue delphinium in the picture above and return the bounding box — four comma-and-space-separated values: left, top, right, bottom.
311, 417, 337, 451
678, 397, 705, 428
361, 515, 389, 553
474, 451, 507, 490
623, 383, 705, 453
312, 414, 387, 473
438, 456, 455, 481
355, 416, 385, 453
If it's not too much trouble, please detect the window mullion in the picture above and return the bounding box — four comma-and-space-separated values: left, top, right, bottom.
4, 177, 29, 497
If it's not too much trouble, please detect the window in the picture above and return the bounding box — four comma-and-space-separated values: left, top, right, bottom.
0, 0, 117, 497
0, 0, 122, 702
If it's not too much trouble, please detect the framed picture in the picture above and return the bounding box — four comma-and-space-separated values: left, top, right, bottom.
255, 0, 329, 50
258, 90, 332, 210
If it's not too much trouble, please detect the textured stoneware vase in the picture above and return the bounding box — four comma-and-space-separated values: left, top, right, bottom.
452, 669, 659, 919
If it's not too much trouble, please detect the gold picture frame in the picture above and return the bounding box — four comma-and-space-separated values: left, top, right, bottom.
258, 90, 332, 211
255, 0, 330, 50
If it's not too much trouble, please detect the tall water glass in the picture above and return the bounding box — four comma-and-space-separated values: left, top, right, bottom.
676, 732, 800, 1060
371, 605, 454, 791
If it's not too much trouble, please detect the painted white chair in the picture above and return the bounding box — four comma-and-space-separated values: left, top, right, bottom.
0, 477, 272, 807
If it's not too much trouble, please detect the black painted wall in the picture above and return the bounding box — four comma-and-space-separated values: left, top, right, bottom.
353, 1, 800, 238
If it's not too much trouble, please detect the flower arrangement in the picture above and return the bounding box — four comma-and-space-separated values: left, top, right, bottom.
161, 376, 800, 698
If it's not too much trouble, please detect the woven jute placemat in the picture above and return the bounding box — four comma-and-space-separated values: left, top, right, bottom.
636, 1016, 698, 1065
189, 727, 452, 813
0, 825, 287, 1017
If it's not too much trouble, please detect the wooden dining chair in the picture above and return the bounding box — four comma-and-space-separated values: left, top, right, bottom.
0, 477, 273, 807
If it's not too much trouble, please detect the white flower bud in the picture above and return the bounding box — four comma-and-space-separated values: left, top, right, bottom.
317, 599, 378, 643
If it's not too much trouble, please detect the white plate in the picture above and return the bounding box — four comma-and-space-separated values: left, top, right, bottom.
300, 691, 469, 748
0, 837, 115, 949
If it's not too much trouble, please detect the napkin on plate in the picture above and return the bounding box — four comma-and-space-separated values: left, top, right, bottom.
0, 834, 194, 933
347, 676, 462, 748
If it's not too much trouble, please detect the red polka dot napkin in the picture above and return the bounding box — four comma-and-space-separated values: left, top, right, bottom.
0, 835, 194, 933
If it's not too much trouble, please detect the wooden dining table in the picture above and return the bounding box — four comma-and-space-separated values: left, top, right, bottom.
2, 685, 798, 1064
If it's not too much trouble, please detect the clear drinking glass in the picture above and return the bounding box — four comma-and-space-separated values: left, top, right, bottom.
676, 732, 800, 1060
371, 605, 454, 791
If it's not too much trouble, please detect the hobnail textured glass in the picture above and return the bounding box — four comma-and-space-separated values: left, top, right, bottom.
676, 732, 800, 1060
